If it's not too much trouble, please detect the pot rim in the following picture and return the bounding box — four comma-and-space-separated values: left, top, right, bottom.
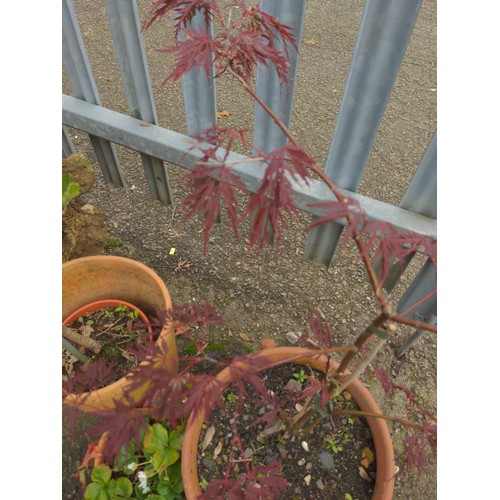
63, 299, 152, 333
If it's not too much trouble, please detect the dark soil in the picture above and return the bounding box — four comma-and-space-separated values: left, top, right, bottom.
63, 305, 151, 392
198, 364, 376, 500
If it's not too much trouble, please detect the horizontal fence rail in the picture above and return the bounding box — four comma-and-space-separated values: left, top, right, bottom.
63, 95, 436, 243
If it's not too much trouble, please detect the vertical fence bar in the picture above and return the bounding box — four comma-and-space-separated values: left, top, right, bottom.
396, 313, 436, 358
62, 126, 76, 158
396, 258, 436, 321
253, 0, 306, 154
105, 0, 173, 206
178, 11, 217, 137
304, 0, 422, 266
381, 132, 437, 291
400, 132, 437, 218
62, 0, 125, 187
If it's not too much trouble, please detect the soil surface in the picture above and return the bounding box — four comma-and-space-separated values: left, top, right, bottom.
63, 1, 437, 498
197, 364, 377, 499
63, 305, 150, 391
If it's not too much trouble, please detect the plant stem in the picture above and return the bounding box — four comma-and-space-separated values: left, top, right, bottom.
392, 314, 437, 333
329, 409, 428, 432
336, 335, 390, 395
229, 64, 392, 315
334, 314, 387, 379
62, 336, 89, 363
397, 289, 437, 319
63, 325, 102, 353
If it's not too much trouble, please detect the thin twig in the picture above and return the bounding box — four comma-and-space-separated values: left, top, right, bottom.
62, 326, 101, 353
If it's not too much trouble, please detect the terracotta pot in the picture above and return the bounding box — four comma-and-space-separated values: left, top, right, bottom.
62, 256, 177, 412
181, 346, 395, 500
63, 299, 152, 333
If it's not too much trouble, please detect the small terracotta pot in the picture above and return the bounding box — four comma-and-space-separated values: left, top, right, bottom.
181, 346, 395, 500
63, 299, 152, 333
62, 256, 177, 412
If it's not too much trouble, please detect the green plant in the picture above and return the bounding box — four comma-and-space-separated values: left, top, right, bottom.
106, 236, 124, 248
292, 368, 307, 384
324, 437, 343, 454
224, 391, 238, 404
82, 422, 185, 500
62, 172, 80, 207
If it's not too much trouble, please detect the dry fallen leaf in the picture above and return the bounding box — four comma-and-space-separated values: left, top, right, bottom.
305, 39, 317, 45
121, 351, 136, 363
361, 447, 375, 467
213, 440, 223, 459
239, 332, 252, 342
81, 324, 94, 337
201, 425, 216, 453
359, 466, 372, 482
217, 110, 231, 118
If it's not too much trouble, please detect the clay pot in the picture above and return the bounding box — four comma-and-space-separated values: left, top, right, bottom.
63, 299, 152, 333
181, 345, 395, 500
62, 256, 177, 412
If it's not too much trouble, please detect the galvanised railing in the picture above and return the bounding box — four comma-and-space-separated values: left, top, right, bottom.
62, 0, 436, 355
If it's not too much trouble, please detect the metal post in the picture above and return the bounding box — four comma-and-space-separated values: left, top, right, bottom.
305, 0, 422, 266
62, 0, 125, 187
253, 0, 306, 154
62, 126, 76, 158
381, 132, 437, 291
105, 0, 173, 206
178, 9, 217, 137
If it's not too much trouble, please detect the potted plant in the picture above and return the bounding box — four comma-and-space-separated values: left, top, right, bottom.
62, 255, 178, 412
68, 1, 437, 498
79, 419, 185, 500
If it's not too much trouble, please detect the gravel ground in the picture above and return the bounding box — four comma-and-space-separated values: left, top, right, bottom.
63, 1, 437, 498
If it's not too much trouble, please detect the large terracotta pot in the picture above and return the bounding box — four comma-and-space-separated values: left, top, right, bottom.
181, 346, 395, 500
62, 255, 177, 412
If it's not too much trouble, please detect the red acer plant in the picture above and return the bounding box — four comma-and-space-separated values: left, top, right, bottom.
68, 1, 437, 497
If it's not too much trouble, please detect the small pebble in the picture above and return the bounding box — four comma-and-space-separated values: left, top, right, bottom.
301, 441, 309, 452
318, 451, 335, 471
304, 475, 312, 486
298, 458, 306, 466
316, 479, 325, 490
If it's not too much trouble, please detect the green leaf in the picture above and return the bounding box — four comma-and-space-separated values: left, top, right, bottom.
152, 447, 179, 474
144, 424, 170, 453
114, 442, 137, 470
157, 480, 183, 499
62, 173, 70, 193
166, 460, 182, 483
113, 477, 133, 498
84, 482, 110, 500
145, 495, 167, 500
168, 426, 184, 451
91, 465, 113, 485
62, 173, 80, 205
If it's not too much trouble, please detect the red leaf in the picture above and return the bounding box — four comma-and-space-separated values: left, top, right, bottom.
182, 164, 247, 252
142, 0, 216, 35
160, 28, 222, 81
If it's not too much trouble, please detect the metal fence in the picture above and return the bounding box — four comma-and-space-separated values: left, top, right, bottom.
62, 0, 437, 354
